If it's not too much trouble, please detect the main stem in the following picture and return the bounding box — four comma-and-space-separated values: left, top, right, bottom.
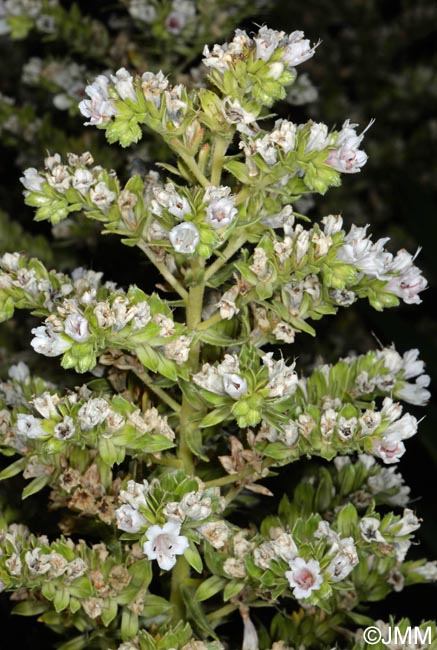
170, 257, 205, 621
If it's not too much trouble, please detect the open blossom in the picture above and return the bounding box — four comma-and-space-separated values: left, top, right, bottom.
262, 353, 298, 398
90, 181, 116, 209
304, 122, 333, 153
169, 222, 200, 254
285, 557, 323, 599
110, 68, 137, 102
327, 119, 372, 173
79, 75, 117, 126
64, 313, 90, 342
359, 517, 386, 543
142, 520, 189, 570
20, 167, 45, 192
54, 416, 76, 440
31, 325, 71, 357
115, 504, 147, 533
205, 197, 237, 229
281, 30, 318, 66
222, 373, 248, 399
141, 70, 168, 106
16, 414, 45, 439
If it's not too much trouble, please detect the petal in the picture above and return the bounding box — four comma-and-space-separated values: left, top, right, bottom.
157, 553, 176, 571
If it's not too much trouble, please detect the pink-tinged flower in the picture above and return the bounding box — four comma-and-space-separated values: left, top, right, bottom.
78, 75, 117, 126
142, 520, 189, 570
285, 557, 323, 599
327, 119, 373, 173
373, 434, 406, 464
385, 264, 428, 305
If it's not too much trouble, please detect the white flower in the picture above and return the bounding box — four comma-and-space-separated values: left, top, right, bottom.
20, 167, 45, 192
322, 214, 343, 235
327, 550, 357, 582
412, 562, 437, 581
270, 119, 296, 154
218, 286, 240, 320
115, 504, 147, 533
90, 181, 116, 209
285, 557, 323, 599
129, 0, 156, 23
396, 376, 430, 406
78, 398, 111, 430
272, 532, 298, 562
198, 520, 229, 549
16, 414, 45, 439
359, 410, 382, 436
164, 335, 192, 364
253, 134, 277, 165
1, 252, 21, 271
262, 353, 297, 398
179, 491, 212, 521
72, 168, 94, 194
32, 392, 60, 418
254, 26, 284, 61
143, 520, 189, 570
359, 517, 386, 543
205, 197, 237, 229
386, 264, 427, 304
390, 508, 421, 536
64, 313, 90, 343
54, 416, 76, 441
169, 222, 200, 254
327, 119, 372, 174
222, 98, 257, 128
30, 325, 71, 357
373, 435, 406, 464
8, 362, 30, 383
141, 70, 168, 107
281, 31, 317, 67
241, 609, 259, 650
305, 122, 332, 153
222, 373, 248, 399
79, 75, 117, 126
111, 68, 137, 101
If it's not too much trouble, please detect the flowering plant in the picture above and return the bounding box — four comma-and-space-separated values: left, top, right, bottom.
0, 24, 435, 650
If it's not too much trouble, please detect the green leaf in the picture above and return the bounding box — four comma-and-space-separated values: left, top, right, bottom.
53, 588, 70, 613
121, 610, 139, 641
180, 585, 219, 640
141, 595, 173, 619
101, 599, 118, 626
185, 426, 208, 461
12, 601, 49, 616
200, 407, 230, 428
0, 457, 26, 480
223, 580, 245, 601
22, 474, 51, 499
129, 433, 175, 453
184, 542, 203, 574
195, 575, 226, 602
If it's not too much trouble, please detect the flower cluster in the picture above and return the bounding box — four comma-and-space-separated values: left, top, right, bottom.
0, 20, 434, 650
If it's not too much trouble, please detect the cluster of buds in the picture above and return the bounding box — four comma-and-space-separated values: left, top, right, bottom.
115, 471, 224, 572
0, 252, 190, 375
218, 214, 426, 345
193, 347, 298, 428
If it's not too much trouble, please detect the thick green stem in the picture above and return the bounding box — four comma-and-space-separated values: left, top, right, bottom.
196, 311, 222, 331
204, 233, 248, 282
210, 135, 231, 186
174, 147, 210, 188
170, 258, 205, 619
138, 242, 188, 300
